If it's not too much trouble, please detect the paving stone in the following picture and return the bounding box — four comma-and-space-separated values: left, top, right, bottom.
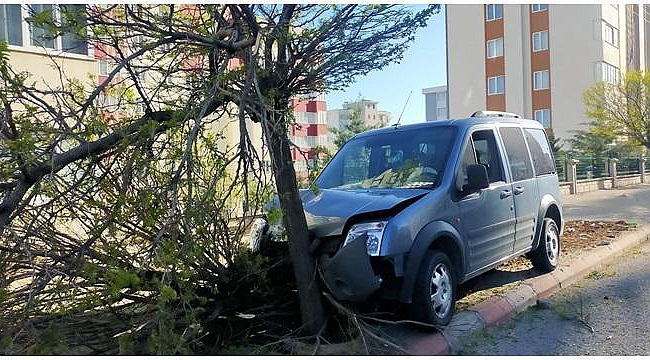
441, 310, 485, 352
524, 274, 560, 298
503, 284, 537, 313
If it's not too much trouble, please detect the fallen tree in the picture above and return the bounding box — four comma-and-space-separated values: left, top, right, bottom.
0, 4, 439, 353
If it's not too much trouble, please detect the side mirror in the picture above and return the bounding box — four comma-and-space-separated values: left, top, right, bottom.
466, 164, 489, 193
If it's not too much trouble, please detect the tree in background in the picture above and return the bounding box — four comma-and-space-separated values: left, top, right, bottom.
547, 133, 565, 158
568, 126, 639, 158
331, 107, 380, 149
583, 70, 650, 153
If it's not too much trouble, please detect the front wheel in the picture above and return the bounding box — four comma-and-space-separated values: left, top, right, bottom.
409, 250, 456, 326
530, 218, 560, 272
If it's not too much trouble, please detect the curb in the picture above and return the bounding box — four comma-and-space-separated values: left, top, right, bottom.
404, 224, 650, 355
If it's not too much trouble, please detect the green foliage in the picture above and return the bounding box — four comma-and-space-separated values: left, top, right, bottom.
547, 133, 565, 158
583, 70, 650, 150
27, 328, 68, 355
568, 127, 639, 158
266, 206, 283, 225
106, 269, 141, 298
159, 286, 178, 304
0, 288, 8, 304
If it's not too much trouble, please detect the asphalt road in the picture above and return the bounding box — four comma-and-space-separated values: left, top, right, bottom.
459, 239, 650, 355
563, 183, 650, 222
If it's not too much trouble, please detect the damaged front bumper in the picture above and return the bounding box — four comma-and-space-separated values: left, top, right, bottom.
319, 235, 382, 302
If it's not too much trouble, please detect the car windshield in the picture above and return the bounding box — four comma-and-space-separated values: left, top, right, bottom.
316, 126, 457, 190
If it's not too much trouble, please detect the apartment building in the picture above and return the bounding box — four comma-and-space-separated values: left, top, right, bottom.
447, 4, 650, 141
289, 94, 329, 174
326, 99, 391, 149
0, 4, 96, 93
422, 85, 449, 121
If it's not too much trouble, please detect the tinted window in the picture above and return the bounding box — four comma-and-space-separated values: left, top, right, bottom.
456, 129, 505, 191
499, 127, 534, 181
472, 130, 505, 183
457, 137, 477, 191
524, 128, 555, 175
317, 126, 457, 190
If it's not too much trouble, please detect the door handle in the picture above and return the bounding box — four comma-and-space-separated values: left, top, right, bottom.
500, 190, 512, 199
514, 186, 524, 195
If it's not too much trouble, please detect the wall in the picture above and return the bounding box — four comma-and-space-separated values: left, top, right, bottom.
8, 48, 97, 89
549, 5, 603, 141
447, 4, 486, 118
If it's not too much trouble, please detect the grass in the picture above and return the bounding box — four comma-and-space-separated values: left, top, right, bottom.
586, 266, 617, 280
456, 327, 495, 355
629, 244, 646, 256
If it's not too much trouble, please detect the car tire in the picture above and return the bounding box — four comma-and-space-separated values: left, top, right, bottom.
530, 218, 560, 272
410, 250, 456, 326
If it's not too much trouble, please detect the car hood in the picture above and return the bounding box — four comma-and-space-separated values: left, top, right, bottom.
300, 188, 429, 238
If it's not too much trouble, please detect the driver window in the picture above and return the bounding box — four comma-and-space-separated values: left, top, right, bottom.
456, 129, 505, 191
472, 130, 505, 183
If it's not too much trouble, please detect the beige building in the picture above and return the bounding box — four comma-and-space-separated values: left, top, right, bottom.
1, 4, 97, 96
327, 99, 392, 148
447, 4, 650, 141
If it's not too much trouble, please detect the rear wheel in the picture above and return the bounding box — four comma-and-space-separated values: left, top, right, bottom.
410, 250, 456, 326
530, 218, 560, 272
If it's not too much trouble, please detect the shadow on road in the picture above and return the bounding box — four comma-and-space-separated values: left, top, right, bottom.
458, 263, 542, 299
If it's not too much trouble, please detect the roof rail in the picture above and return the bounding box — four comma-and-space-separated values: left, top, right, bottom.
471, 110, 521, 119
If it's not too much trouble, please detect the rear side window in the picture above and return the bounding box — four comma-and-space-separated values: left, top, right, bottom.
524, 128, 555, 175
499, 127, 534, 181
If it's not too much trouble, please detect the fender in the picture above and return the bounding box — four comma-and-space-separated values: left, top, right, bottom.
532, 194, 561, 250
399, 220, 465, 303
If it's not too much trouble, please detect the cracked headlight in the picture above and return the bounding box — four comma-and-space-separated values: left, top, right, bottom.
343, 221, 388, 256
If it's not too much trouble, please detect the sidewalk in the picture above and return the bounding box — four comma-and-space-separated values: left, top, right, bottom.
563, 183, 650, 222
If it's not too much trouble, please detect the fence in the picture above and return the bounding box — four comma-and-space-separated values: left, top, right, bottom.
556, 155, 650, 195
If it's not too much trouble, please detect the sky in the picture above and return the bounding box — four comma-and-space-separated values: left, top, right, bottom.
326, 6, 447, 126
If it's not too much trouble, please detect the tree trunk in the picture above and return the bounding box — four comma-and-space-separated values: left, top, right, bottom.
263, 116, 326, 335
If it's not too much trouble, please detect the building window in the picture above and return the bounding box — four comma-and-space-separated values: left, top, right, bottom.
534, 109, 551, 128
602, 62, 619, 84
531, 4, 548, 13
487, 38, 504, 58
29, 4, 56, 49
60, 5, 88, 55
99, 59, 109, 76
0, 5, 23, 46
4, 5, 89, 55
436, 92, 447, 107
533, 70, 550, 90
487, 75, 505, 94
602, 21, 619, 47
532, 31, 548, 52
436, 107, 447, 119
486, 4, 503, 21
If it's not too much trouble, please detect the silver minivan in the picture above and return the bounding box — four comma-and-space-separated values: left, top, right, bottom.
264, 111, 563, 326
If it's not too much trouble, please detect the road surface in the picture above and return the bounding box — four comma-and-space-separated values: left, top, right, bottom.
563, 183, 650, 222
